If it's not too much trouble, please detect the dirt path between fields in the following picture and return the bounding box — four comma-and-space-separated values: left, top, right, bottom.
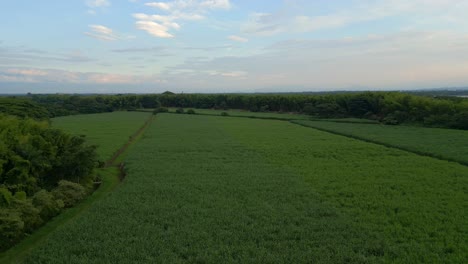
105, 114, 154, 168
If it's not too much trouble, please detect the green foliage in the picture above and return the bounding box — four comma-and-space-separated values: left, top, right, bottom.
0, 98, 50, 120
32, 190, 64, 220
51, 181, 87, 208
9, 199, 42, 233
153, 107, 169, 115
23, 115, 468, 263
175, 108, 184, 114
186, 109, 196, 114
0, 114, 98, 194
0, 187, 13, 207
220, 111, 229, 116
0, 210, 24, 251
0, 114, 101, 252
13, 192, 27, 201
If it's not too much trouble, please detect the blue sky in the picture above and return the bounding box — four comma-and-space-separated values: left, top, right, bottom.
1, 0, 468, 93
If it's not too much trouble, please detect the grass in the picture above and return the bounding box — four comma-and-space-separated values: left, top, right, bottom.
293, 120, 468, 165
52, 111, 152, 160
21, 114, 468, 263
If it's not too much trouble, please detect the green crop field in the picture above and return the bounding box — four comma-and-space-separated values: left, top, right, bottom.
293, 120, 468, 165
20, 114, 467, 263
52, 111, 152, 160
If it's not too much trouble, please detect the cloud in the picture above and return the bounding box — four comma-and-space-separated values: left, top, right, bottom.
86, 0, 110, 8
111, 46, 167, 53
145, 2, 171, 10
228, 35, 248, 43
135, 21, 174, 38
0, 45, 96, 66
86, 0, 110, 15
242, 0, 468, 36
85, 25, 118, 41
145, 0, 231, 11
0, 67, 164, 84
84, 25, 133, 41
242, 13, 284, 36
134, 0, 231, 38
163, 30, 468, 91
215, 71, 247, 78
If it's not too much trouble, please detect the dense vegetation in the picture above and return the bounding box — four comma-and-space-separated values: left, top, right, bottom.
0, 114, 98, 251
0, 98, 50, 119
20, 114, 467, 263
2, 92, 468, 129
294, 120, 468, 165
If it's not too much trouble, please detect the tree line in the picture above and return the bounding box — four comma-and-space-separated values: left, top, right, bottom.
7, 92, 465, 129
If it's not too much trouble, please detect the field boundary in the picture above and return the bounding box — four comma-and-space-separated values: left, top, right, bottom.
0, 114, 155, 263
291, 120, 468, 167
105, 114, 154, 167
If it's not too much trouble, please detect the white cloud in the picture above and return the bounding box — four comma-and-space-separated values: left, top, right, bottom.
145, 2, 171, 10
85, 25, 118, 41
84, 25, 134, 41
145, 0, 230, 11
136, 0, 231, 38
200, 0, 231, 10
135, 21, 174, 38
86, 0, 110, 8
228, 35, 248, 43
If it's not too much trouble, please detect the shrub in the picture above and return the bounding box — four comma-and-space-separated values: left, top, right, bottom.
0, 187, 13, 207
32, 190, 64, 220
221, 112, 229, 116
52, 180, 87, 208
186, 109, 196, 115
9, 198, 42, 233
382, 115, 399, 125
175, 108, 184, 114
0, 210, 24, 251
153, 107, 169, 115
14, 191, 27, 201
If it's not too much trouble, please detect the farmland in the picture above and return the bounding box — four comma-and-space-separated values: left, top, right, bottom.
0, 111, 152, 261
18, 114, 467, 263
293, 120, 468, 164
52, 111, 152, 160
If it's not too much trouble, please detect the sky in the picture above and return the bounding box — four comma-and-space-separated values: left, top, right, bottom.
1, 0, 468, 94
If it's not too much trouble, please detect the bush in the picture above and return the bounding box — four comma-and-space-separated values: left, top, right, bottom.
221, 112, 229, 116
382, 116, 399, 125
186, 109, 196, 115
153, 107, 169, 115
52, 181, 87, 208
33, 190, 64, 220
9, 199, 42, 233
0, 187, 13, 207
175, 108, 184, 114
0, 210, 24, 251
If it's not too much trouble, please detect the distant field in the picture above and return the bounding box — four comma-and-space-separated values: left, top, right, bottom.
23, 114, 467, 263
148, 107, 313, 120
293, 120, 468, 164
52, 111, 151, 160
144, 107, 378, 123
